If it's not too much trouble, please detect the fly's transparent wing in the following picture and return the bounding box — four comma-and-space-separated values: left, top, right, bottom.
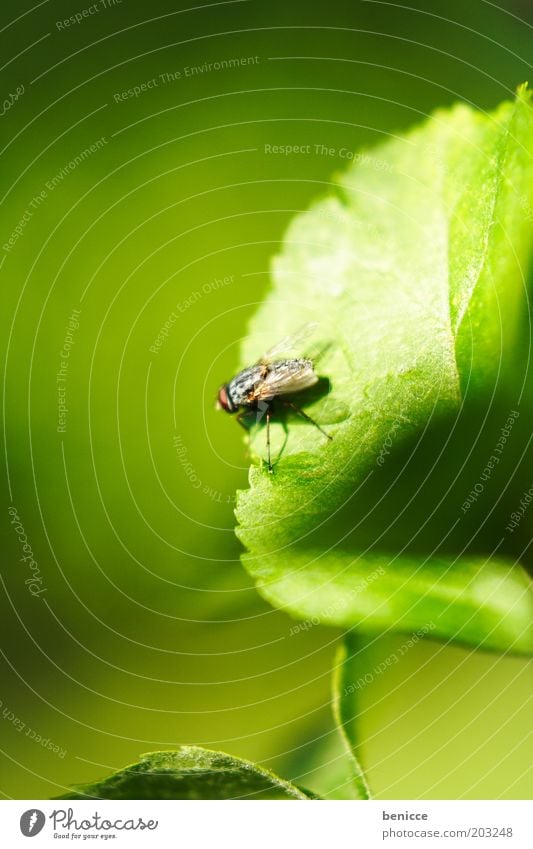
258, 322, 320, 364
253, 360, 319, 400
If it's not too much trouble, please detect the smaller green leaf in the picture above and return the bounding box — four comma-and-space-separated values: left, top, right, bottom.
332, 639, 372, 800
57, 747, 317, 800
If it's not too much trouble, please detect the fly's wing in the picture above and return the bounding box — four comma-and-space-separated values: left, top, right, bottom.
253, 359, 319, 401
258, 322, 320, 364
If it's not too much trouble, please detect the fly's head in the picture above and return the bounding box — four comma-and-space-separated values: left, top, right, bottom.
216, 384, 236, 413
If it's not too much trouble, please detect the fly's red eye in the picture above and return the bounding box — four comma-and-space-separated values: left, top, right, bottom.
217, 386, 233, 412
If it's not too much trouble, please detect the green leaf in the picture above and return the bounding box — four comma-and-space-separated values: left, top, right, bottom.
242, 551, 532, 655
57, 747, 317, 800
332, 639, 372, 799
235, 89, 533, 655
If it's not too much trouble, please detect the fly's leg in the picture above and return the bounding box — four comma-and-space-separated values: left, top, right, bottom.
284, 400, 332, 441
267, 407, 289, 472
265, 407, 272, 473
236, 405, 273, 472
254, 399, 274, 473
278, 415, 289, 460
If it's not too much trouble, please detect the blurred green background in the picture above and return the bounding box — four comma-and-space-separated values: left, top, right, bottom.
1, 0, 531, 799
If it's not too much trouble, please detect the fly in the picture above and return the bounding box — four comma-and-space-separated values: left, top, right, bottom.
217, 325, 332, 473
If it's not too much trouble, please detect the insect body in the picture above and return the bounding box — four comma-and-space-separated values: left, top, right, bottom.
217, 332, 331, 472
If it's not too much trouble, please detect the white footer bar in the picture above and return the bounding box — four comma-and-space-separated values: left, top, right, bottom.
1, 800, 531, 848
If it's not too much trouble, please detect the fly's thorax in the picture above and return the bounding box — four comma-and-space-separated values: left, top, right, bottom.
227, 364, 266, 407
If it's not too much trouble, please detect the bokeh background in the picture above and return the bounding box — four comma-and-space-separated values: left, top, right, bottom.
1, 0, 531, 799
